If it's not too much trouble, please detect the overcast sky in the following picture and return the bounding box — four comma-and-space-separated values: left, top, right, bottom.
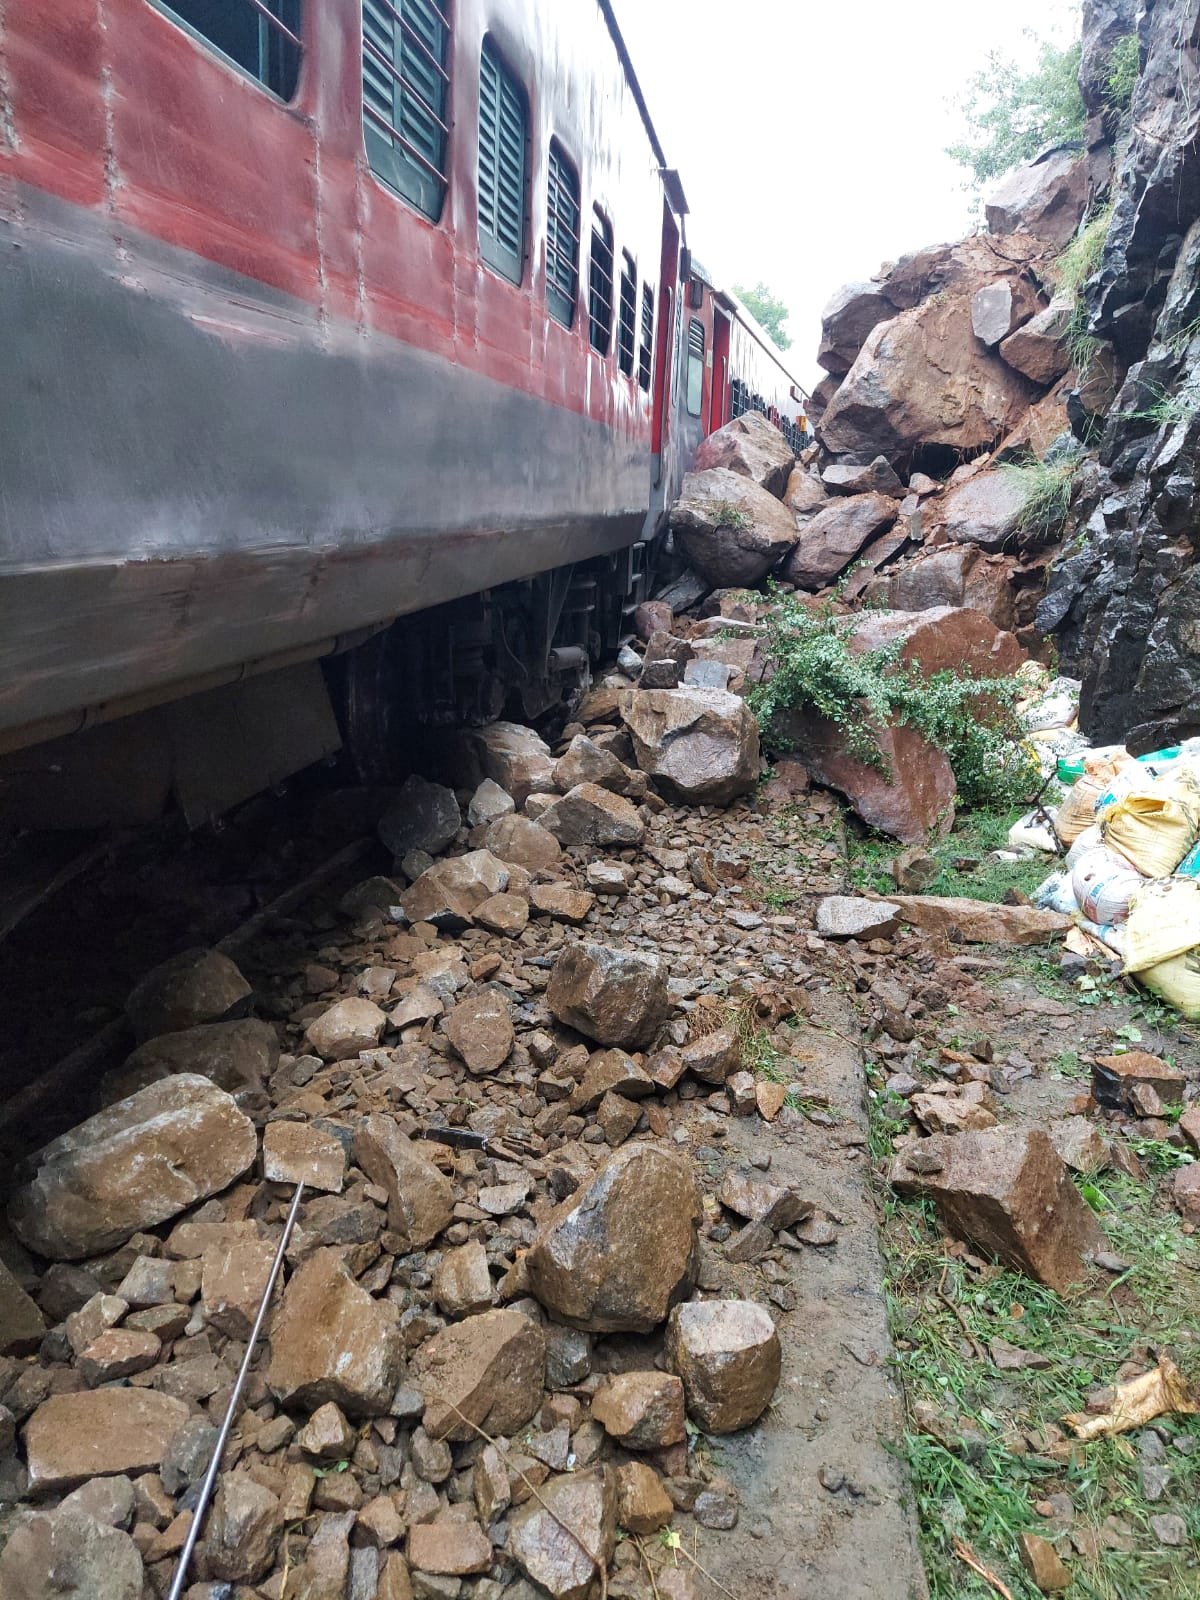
610, 0, 1081, 388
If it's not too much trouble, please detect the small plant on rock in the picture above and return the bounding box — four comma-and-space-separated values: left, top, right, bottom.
710, 500, 752, 534
1000, 453, 1081, 543
1105, 32, 1140, 116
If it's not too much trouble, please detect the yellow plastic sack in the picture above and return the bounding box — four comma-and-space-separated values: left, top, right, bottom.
1056, 754, 1138, 846
1101, 770, 1200, 877
1121, 878, 1200, 973
1137, 950, 1200, 1020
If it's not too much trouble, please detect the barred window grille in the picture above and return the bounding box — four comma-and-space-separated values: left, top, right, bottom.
685, 317, 704, 416
638, 284, 654, 392
478, 39, 527, 283
617, 252, 637, 377
362, 0, 450, 220
546, 142, 580, 327
157, 0, 302, 99
588, 210, 614, 354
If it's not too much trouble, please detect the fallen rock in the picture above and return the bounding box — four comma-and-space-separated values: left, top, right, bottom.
201, 1236, 278, 1339
378, 776, 461, 859
297, 1402, 355, 1461
1000, 300, 1072, 386
891, 846, 940, 893
524, 1144, 701, 1332
539, 783, 645, 849
985, 147, 1088, 248
816, 896, 900, 940
443, 990, 515, 1074
553, 735, 633, 796
1018, 1531, 1072, 1593
125, 947, 251, 1042
414, 1308, 546, 1441
458, 722, 558, 807
680, 1025, 741, 1085
304, 997, 388, 1060
822, 456, 905, 498
692, 411, 795, 497
888, 895, 1071, 945
885, 546, 1019, 632
0, 1259, 46, 1355
484, 815, 563, 871
529, 883, 595, 924
204, 1473, 284, 1583
784, 465, 830, 517
400, 850, 510, 928
780, 491, 899, 590
474, 892, 530, 936
971, 278, 1041, 347
621, 687, 760, 806
818, 280, 894, 376
508, 1466, 617, 1600
670, 468, 798, 588
546, 942, 670, 1049
286, 1509, 354, 1600
797, 720, 957, 844
718, 1170, 812, 1229
925, 470, 1028, 551
101, 1018, 278, 1104
267, 1247, 403, 1416
432, 1241, 494, 1318
890, 1128, 1106, 1293
352, 1115, 454, 1248
592, 1371, 686, 1450
1091, 1051, 1186, 1111
616, 1460, 674, 1535
9, 1075, 257, 1260
408, 1513, 493, 1577
262, 1120, 346, 1192
1048, 1116, 1110, 1174
0, 1507, 143, 1600
666, 1299, 782, 1434
25, 1389, 191, 1493
467, 777, 515, 827
77, 1327, 161, 1385
911, 1083, 998, 1134
569, 1048, 655, 1111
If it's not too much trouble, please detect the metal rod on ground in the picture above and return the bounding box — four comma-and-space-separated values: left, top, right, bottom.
166, 1180, 306, 1600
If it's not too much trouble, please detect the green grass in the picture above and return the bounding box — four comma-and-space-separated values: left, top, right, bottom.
1057, 208, 1115, 303
1002, 454, 1081, 544
847, 804, 1051, 905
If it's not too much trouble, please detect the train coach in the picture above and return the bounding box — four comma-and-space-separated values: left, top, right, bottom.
0, 0, 805, 831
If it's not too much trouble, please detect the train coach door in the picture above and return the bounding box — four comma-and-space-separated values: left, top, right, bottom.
651, 203, 680, 489
710, 308, 731, 433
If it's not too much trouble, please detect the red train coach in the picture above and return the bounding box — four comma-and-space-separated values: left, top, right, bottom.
0, 0, 801, 830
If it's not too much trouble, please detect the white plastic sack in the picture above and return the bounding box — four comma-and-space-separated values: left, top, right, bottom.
1034, 871, 1078, 916
1071, 845, 1145, 926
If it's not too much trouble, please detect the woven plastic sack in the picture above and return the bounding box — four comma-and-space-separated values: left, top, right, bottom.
1066, 824, 1103, 869
1055, 754, 1138, 845
1070, 845, 1144, 925
1008, 811, 1058, 854
1101, 771, 1200, 878
1137, 950, 1200, 1020
1121, 878, 1200, 974
1033, 871, 1078, 916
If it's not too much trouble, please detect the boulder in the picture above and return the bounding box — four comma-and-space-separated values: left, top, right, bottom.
666, 1299, 781, 1434
414, 1308, 546, 1441
474, 891, 530, 936
378, 776, 461, 858
546, 942, 670, 1049
985, 147, 1088, 248
508, 1467, 617, 1600
788, 717, 957, 843
971, 279, 1042, 347
297, 1403, 356, 1461
304, 997, 387, 1060
780, 492, 898, 590
204, 1473, 284, 1583
821, 456, 905, 498
0, 1508, 143, 1600
352, 1114, 454, 1248
889, 895, 1071, 945
267, 1247, 403, 1416
484, 814, 562, 871
443, 990, 515, 1074
821, 294, 1035, 462
999, 300, 1073, 385
24, 1389, 191, 1492
886, 546, 1019, 632
524, 1143, 701, 1333
846, 606, 1026, 678
783, 466, 830, 518
818, 281, 894, 375
620, 687, 760, 806
569, 1049, 654, 1111
0, 1259, 46, 1355
634, 600, 674, 640
8, 1075, 257, 1260
890, 1128, 1106, 1293
680, 1025, 741, 1085
692, 411, 795, 497
539, 783, 645, 848
125, 947, 251, 1042
100, 1018, 278, 1104
592, 1372, 686, 1450
815, 896, 901, 940
669, 468, 798, 587
529, 883, 595, 924
467, 777, 515, 827
460, 722, 557, 808
400, 850, 510, 927
553, 735, 632, 795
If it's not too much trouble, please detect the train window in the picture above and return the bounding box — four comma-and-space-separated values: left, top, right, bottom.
617, 253, 637, 378
588, 210, 614, 355
685, 318, 704, 417
478, 40, 528, 284
154, 0, 302, 99
638, 284, 654, 392
363, 0, 452, 221
546, 143, 581, 328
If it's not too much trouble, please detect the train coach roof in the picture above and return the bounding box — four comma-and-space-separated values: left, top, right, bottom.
596, 0, 688, 214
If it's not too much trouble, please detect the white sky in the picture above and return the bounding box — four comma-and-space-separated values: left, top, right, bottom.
610, 0, 1081, 388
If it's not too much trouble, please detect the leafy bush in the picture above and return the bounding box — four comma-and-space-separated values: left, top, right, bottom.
749, 597, 1040, 811
1001, 455, 1081, 542
732, 282, 792, 351
946, 37, 1086, 188
1105, 33, 1140, 114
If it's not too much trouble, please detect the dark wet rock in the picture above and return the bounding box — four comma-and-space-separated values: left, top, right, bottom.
378, 776, 461, 858
125, 947, 251, 1042
546, 942, 670, 1050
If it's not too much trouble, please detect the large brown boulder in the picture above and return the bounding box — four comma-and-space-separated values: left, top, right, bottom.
267, 1247, 403, 1416
8, 1076, 257, 1260
923, 470, 1028, 551
414, 1308, 546, 1441
400, 850, 510, 928
818, 280, 894, 375
821, 294, 1036, 462
783, 466, 829, 517
999, 300, 1073, 385
669, 468, 798, 587
448, 722, 557, 808
780, 492, 898, 590
886, 546, 1019, 632
692, 411, 794, 496
100, 1018, 278, 1104
539, 783, 645, 848
985, 148, 1089, 249
546, 942, 670, 1049
620, 687, 760, 805
524, 1144, 702, 1333
24, 1389, 191, 1493
849, 606, 1026, 678
125, 947, 251, 1042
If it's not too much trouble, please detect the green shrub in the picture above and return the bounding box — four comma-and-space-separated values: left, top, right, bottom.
748, 597, 1040, 811
946, 37, 1086, 188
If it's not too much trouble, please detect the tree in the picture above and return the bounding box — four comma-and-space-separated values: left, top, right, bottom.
946, 35, 1086, 189
733, 282, 792, 351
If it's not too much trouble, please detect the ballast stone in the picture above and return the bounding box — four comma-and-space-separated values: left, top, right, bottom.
124, 946, 251, 1042
25, 1388, 192, 1493
400, 849, 510, 927
0, 1507, 144, 1600
304, 996, 387, 1060
621, 687, 760, 806
414, 1307, 546, 1442
8, 1074, 257, 1261
546, 941, 670, 1049
352, 1114, 454, 1249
